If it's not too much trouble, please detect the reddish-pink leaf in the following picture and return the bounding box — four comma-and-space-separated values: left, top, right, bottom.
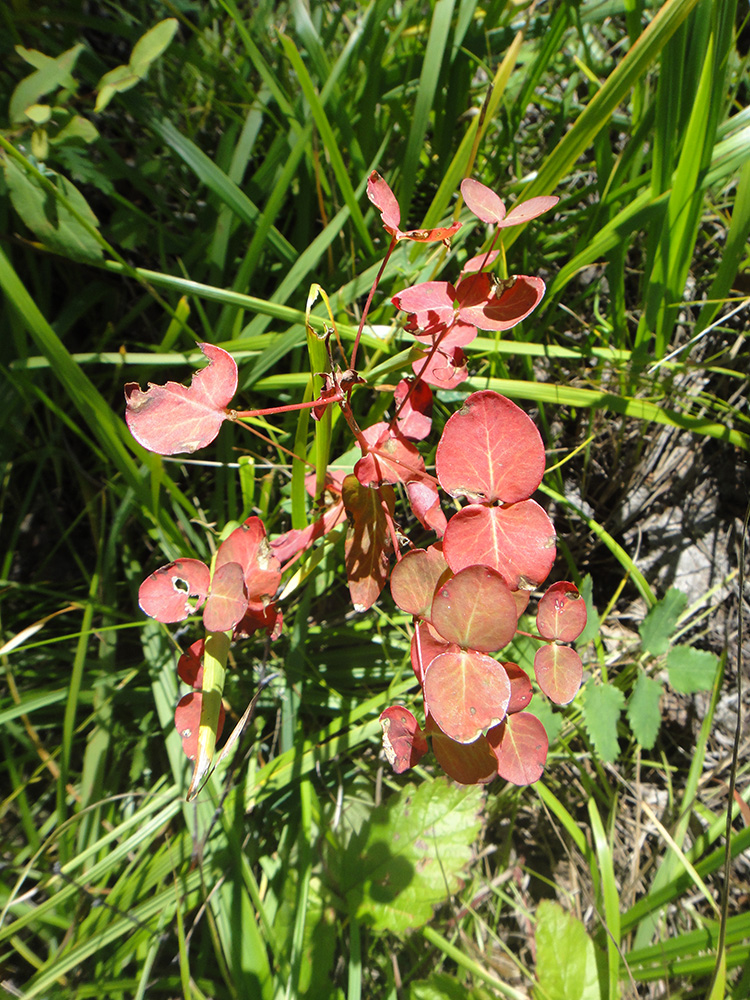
392, 280, 457, 326
367, 170, 401, 231
390, 545, 450, 618
270, 500, 346, 564
394, 378, 433, 441
488, 712, 548, 785
512, 589, 531, 617
342, 475, 395, 612
235, 600, 283, 640
503, 662, 533, 714
138, 558, 210, 623
215, 516, 280, 603
379, 706, 429, 773
404, 476, 448, 537
500, 196, 559, 228
412, 345, 468, 388
174, 692, 226, 762
534, 643, 583, 705
124, 343, 237, 455
536, 581, 587, 642
429, 723, 498, 784
455, 273, 545, 332
436, 391, 546, 505
442, 501, 556, 591
399, 223, 462, 243
177, 639, 205, 688
202, 561, 248, 632
424, 649, 510, 743
430, 565, 518, 652
461, 178, 507, 224
354, 423, 426, 487
411, 620, 457, 686
462, 250, 500, 274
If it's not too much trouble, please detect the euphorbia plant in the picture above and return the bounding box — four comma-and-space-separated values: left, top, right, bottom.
125, 173, 585, 796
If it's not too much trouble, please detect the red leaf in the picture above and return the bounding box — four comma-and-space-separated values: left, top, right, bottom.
424, 649, 510, 743
367, 172, 461, 243
215, 516, 280, 603
442, 501, 556, 591
430, 565, 518, 653
461, 250, 500, 274
500, 196, 559, 228
202, 561, 248, 632
392, 280, 457, 327
124, 343, 237, 455
342, 475, 395, 612
411, 620, 457, 686
488, 712, 548, 785
177, 639, 205, 688
270, 500, 346, 563
354, 423, 426, 487
429, 723, 498, 784
138, 558, 210, 623
174, 692, 226, 762
503, 662, 533, 714
394, 378, 433, 441
456, 273, 545, 331
461, 178, 507, 224
534, 643, 583, 705
536, 581, 587, 642
379, 706, 429, 773
235, 600, 283, 640
404, 476, 448, 537
412, 345, 468, 389
436, 391, 546, 505
390, 545, 450, 618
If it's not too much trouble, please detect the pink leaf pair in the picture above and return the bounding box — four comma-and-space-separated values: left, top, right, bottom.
461, 178, 558, 229
367, 171, 462, 244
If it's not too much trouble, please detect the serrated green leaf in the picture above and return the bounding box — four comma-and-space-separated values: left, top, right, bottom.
576, 573, 601, 646
3, 158, 103, 262
667, 645, 719, 694
639, 587, 687, 655
9, 44, 84, 123
581, 681, 625, 763
336, 779, 482, 935
533, 900, 604, 1000
129, 18, 179, 78
626, 673, 663, 750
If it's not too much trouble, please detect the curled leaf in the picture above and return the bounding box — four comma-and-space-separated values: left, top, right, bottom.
379, 706, 429, 773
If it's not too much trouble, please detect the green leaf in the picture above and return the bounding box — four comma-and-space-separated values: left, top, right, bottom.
9, 43, 84, 123
409, 973, 477, 1000
527, 695, 562, 747
3, 158, 103, 262
639, 587, 687, 655
95, 65, 141, 112
667, 645, 719, 694
129, 18, 179, 78
50, 115, 99, 146
575, 573, 601, 646
335, 779, 482, 935
533, 900, 604, 1000
626, 673, 663, 750
24, 103, 52, 124
581, 681, 625, 764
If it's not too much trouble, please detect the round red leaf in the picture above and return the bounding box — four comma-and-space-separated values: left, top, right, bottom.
215, 516, 281, 603
379, 706, 428, 774
390, 546, 450, 618
443, 501, 556, 591
503, 662, 533, 714
202, 561, 248, 632
456, 273, 545, 332
436, 391, 546, 505
488, 712, 548, 785
411, 620, 457, 687
430, 565, 518, 652
499, 196, 559, 228
177, 639, 205, 688
138, 558, 210, 624
534, 643, 583, 705
536, 581, 587, 642
430, 727, 498, 784
460, 178, 506, 224
424, 649, 511, 743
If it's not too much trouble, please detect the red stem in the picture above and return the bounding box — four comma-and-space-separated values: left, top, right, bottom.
232, 393, 343, 420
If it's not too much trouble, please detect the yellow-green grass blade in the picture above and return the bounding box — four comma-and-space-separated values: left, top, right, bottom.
588, 798, 622, 1000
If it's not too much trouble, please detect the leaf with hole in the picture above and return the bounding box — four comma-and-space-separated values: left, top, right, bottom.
125, 343, 238, 455
423, 649, 510, 744
138, 558, 210, 623
436, 391, 546, 505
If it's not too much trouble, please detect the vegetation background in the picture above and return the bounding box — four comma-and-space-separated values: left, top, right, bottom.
1, 0, 748, 998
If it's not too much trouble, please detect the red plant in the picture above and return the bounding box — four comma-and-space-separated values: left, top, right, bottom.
125, 172, 577, 793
